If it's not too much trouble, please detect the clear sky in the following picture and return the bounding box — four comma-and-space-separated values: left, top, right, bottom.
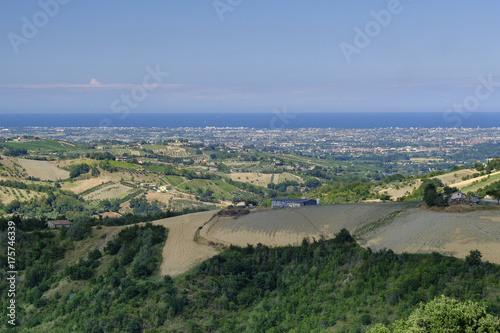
1, 0, 500, 114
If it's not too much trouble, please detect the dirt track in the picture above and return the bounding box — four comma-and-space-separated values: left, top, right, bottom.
152, 210, 219, 277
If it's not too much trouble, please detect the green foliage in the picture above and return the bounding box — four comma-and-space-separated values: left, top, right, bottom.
91, 166, 101, 176
311, 180, 374, 203
129, 196, 165, 215
66, 221, 89, 240
69, 163, 90, 178
369, 296, 500, 332
465, 249, 482, 267
3, 147, 28, 156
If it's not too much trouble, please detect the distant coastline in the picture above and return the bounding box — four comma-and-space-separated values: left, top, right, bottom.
1, 112, 499, 128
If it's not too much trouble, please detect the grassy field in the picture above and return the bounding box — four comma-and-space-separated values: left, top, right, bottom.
461, 172, 500, 192
165, 175, 185, 186
178, 179, 239, 200
108, 160, 140, 170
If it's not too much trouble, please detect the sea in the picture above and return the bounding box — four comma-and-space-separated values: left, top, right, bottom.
0, 112, 499, 129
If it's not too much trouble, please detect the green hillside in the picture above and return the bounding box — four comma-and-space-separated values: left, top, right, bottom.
2, 219, 500, 332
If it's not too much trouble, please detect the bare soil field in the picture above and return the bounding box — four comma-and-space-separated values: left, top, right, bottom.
200, 203, 500, 265
151, 210, 219, 277
361, 208, 500, 264
200, 203, 414, 247
63, 177, 107, 194
17, 158, 70, 181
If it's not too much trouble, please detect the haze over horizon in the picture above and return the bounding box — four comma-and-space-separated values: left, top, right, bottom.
1, 1, 500, 115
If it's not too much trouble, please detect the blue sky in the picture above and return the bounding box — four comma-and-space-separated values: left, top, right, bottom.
1, 0, 500, 113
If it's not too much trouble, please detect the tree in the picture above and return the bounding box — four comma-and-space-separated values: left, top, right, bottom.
465, 249, 482, 266
423, 183, 438, 207
486, 186, 500, 204
91, 166, 100, 177
369, 296, 500, 332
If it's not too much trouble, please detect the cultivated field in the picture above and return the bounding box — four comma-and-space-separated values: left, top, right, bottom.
200, 203, 500, 265
360, 208, 500, 264
200, 203, 413, 247
83, 183, 133, 201
63, 177, 107, 194
152, 210, 219, 277
16, 158, 70, 181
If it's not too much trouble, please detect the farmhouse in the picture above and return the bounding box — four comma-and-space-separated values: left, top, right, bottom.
271, 198, 319, 208
449, 192, 466, 204
157, 185, 172, 192
115, 156, 127, 162
47, 220, 72, 228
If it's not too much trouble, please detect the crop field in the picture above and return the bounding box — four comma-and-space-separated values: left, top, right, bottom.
165, 175, 185, 186
17, 158, 70, 181
63, 177, 108, 194
199, 202, 500, 265
151, 210, 219, 276
1, 139, 84, 152
83, 183, 133, 201
200, 202, 413, 247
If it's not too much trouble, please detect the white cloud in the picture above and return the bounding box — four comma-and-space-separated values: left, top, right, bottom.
89, 78, 101, 86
